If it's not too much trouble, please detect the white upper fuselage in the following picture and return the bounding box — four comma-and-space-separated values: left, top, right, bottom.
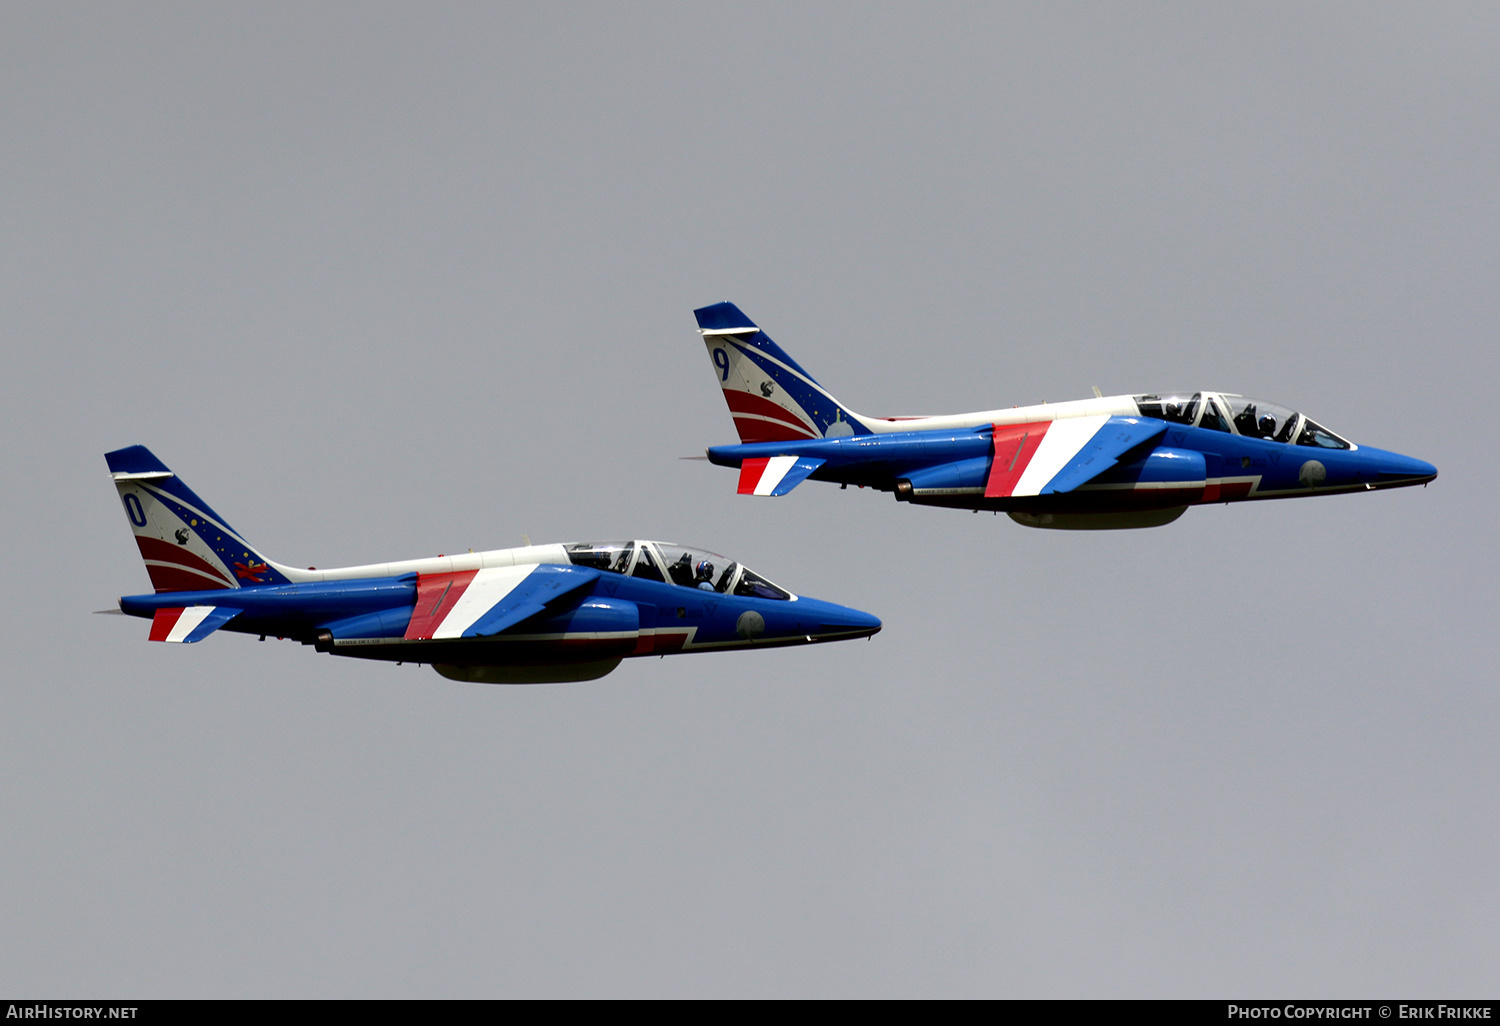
852, 394, 1139, 434
267, 544, 571, 586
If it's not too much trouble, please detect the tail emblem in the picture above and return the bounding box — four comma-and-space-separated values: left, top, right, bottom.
234, 560, 269, 583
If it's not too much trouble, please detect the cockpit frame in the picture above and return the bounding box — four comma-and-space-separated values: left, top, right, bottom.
563, 540, 795, 601
1133, 391, 1355, 450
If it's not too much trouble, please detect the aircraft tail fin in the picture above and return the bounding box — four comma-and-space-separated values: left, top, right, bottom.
106, 445, 291, 592
694, 302, 870, 443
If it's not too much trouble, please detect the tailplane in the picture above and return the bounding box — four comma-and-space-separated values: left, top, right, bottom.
694, 302, 870, 443
106, 445, 289, 593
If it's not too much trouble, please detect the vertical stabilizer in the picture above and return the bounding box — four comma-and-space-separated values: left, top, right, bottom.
694, 302, 870, 443
106, 445, 289, 593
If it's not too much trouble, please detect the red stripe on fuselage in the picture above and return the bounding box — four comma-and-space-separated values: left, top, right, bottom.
630, 629, 691, 656
149, 607, 186, 642
404, 571, 478, 640
648, 630, 689, 654
985, 421, 1051, 498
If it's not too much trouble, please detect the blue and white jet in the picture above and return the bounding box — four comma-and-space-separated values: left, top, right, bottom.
106, 446, 880, 683
694, 302, 1437, 529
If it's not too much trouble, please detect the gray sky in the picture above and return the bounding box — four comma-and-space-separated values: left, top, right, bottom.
2, 2, 1495, 998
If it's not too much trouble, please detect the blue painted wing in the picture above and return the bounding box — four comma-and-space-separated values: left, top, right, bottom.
461, 564, 600, 638
1040, 416, 1168, 495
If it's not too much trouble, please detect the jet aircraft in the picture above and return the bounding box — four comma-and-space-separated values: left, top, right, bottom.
105, 445, 880, 682
693, 302, 1437, 529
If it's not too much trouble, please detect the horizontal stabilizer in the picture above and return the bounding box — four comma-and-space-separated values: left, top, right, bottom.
405, 565, 600, 641
148, 605, 241, 643
737, 456, 826, 496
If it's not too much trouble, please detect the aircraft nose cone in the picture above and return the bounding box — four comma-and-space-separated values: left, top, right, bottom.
1361, 447, 1437, 487
1406, 457, 1437, 481
797, 598, 882, 640
835, 607, 883, 635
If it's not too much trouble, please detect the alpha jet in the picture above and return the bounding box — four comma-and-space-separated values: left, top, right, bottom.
105, 445, 879, 682
693, 302, 1437, 529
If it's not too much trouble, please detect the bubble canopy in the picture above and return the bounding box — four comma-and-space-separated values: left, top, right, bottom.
563, 541, 793, 600
1133, 392, 1354, 450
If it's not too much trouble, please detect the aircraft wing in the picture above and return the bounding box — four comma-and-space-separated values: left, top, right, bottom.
404, 564, 601, 640
148, 605, 242, 643
987, 415, 1166, 498
737, 455, 826, 496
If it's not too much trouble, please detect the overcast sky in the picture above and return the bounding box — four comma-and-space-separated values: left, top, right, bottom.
2, 2, 1496, 998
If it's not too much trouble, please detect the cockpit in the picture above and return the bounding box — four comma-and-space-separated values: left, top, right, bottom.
1133, 392, 1354, 450
563, 541, 793, 600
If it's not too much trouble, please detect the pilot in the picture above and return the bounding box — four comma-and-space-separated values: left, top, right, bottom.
695, 560, 717, 591
1258, 414, 1277, 439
